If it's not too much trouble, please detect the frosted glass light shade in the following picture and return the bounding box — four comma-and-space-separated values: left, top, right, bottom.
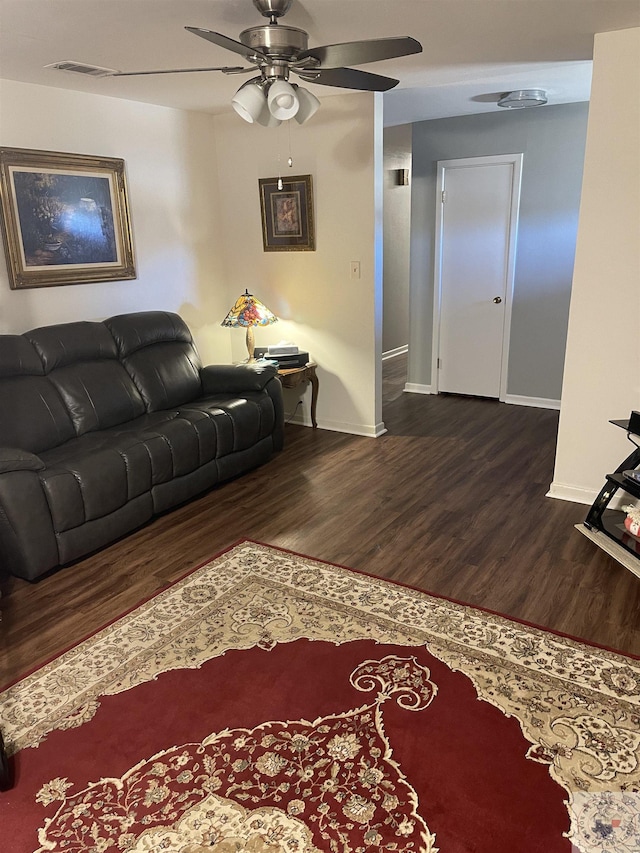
255, 106, 283, 127
294, 86, 320, 124
231, 80, 267, 123
232, 78, 318, 126
268, 80, 299, 120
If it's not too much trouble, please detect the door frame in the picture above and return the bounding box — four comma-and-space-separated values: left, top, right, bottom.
431, 153, 523, 400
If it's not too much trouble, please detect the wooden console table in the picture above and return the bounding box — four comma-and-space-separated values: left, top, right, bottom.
278, 363, 318, 428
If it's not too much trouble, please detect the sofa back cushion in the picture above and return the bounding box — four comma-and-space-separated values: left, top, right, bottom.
0, 335, 76, 453
27, 321, 146, 436
105, 311, 203, 412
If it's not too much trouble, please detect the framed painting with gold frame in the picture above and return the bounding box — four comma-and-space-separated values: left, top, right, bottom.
0, 147, 136, 289
258, 174, 315, 252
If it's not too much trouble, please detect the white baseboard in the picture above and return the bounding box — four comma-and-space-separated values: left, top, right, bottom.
503, 394, 561, 410
546, 483, 596, 505
547, 481, 631, 511
404, 383, 433, 395
382, 345, 408, 361
289, 414, 386, 438
401, 389, 559, 406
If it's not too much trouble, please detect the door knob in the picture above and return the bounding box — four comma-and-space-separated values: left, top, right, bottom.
493, 296, 502, 304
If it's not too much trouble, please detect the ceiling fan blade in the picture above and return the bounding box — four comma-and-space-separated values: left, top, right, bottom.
295, 66, 399, 92
111, 66, 250, 77
296, 37, 421, 70
185, 27, 268, 62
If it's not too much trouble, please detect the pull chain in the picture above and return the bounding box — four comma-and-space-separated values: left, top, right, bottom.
276, 122, 293, 190
277, 122, 284, 190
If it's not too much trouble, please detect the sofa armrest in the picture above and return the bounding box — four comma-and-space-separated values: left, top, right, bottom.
0, 452, 59, 580
0, 447, 45, 474
200, 362, 278, 395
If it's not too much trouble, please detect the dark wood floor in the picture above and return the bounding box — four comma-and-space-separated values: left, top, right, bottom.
1, 355, 639, 687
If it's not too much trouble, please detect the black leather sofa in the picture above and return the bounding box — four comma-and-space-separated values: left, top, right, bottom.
0, 311, 284, 581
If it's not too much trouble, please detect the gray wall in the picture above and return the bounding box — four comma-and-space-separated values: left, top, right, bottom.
408, 102, 589, 400
383, 124, 412, 354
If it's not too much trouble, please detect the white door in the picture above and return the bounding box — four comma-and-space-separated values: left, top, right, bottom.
433, 155, 522, 399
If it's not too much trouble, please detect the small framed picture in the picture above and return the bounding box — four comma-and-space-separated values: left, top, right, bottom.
258, 174, 315, 252
0, 147, 136, 289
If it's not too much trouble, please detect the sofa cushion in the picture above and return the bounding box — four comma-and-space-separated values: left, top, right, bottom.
27, 321, 118, 371
181, 392, 277, 455
40, 431, 155, 532
109, 410, 219, 483
56, 495, 153, 566
0, 336, 75, 453
27, 321, 146, 436
39, 409, 221, 533
106, 312, 203, 412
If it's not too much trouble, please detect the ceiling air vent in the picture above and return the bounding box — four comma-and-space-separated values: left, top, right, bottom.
45, 61, 117, 77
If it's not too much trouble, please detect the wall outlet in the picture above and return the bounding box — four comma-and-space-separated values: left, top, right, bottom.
350, 261, 361, 279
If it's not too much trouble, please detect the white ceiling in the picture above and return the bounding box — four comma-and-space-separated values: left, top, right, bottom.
1, 0, 639, 125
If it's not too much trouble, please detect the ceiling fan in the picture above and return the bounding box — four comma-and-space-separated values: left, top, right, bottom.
54, 0, 422, 126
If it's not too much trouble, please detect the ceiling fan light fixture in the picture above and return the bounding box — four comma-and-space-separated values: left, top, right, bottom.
231, 78, 267, 123
267, 79, 299, 120
293, 85, 320, 124
98, 0, 424, 126
497, 89, 548, 109
255, 105, 283, 127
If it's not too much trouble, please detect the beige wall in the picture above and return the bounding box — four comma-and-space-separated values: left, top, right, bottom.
0, 79, 230, 363
551, 27, 640, 503
212, 92, 383, 435
0, 81, 382, 435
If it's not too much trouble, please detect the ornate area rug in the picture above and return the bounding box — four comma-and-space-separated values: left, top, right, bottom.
1, 542, 639, 852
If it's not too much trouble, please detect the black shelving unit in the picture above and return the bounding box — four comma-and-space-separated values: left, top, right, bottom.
578, 418, 640, 577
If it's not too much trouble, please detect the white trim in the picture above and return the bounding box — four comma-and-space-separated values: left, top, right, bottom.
404, 383, 434, 395
504, 394, 561, 410
432, 153, 523, 402
546, 482, 596, 505
374, 93, 385, 436
431, 164, 445, 392
289, 414, 387, 438
382, 344, 408, 361
547, 482, 630, 511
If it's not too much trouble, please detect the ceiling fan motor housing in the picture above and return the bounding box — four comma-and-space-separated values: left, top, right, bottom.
239, 24, 309, 59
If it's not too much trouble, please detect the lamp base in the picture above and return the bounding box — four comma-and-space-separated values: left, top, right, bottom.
246, 326, 255, 362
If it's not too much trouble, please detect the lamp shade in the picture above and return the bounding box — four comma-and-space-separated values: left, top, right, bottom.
221, 289, 278, 362
255, 106, 283, 128
231, 77, 318, 126
268, 80, 299, 120
293, 85, 320, 124
231, 79, 268, 123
